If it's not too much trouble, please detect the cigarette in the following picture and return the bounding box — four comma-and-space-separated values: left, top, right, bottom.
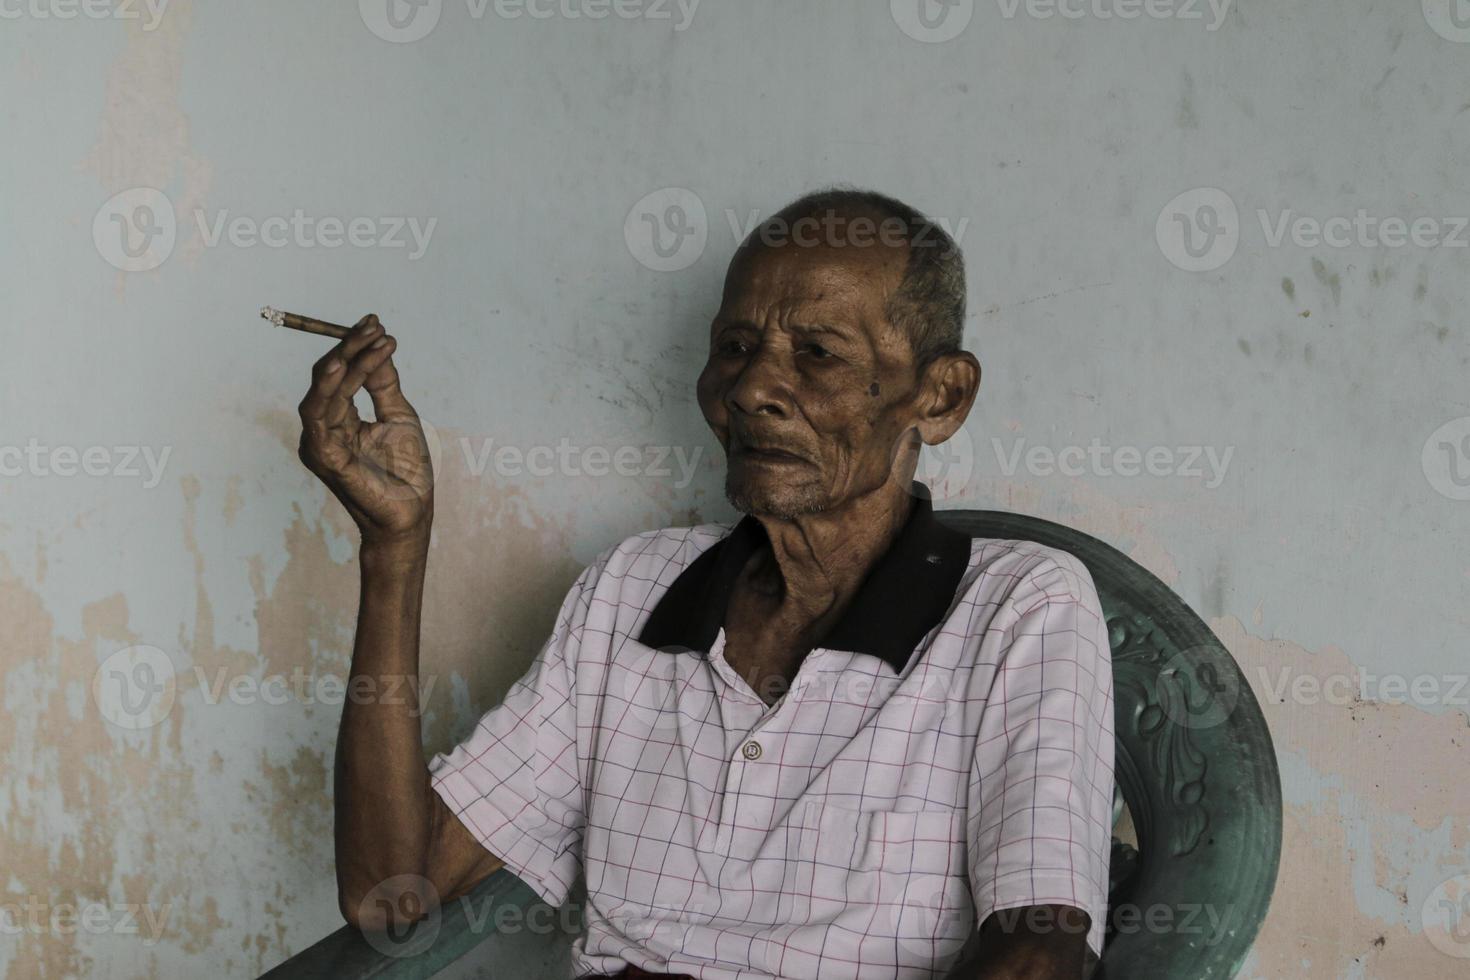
259, 306, 351, 340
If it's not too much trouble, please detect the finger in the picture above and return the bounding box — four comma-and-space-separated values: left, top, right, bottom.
322, 380, 364, 431
309, 314, 382, 383
329, 333, 400, 425
363, 342, 418, 423
300, 315, 383, 425
319, 315, 389, 424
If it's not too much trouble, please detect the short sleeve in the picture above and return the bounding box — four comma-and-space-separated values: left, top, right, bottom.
966, 552, 1116, 959
427, 560, 600, 908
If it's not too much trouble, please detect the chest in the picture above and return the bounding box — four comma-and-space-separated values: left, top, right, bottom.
577, 637, 976, 968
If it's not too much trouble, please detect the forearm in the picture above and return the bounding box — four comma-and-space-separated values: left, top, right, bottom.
334, 532, 435, 921
951, 905, 1091, 980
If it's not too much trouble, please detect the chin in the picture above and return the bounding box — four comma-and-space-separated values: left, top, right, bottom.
724, 472, 829, 519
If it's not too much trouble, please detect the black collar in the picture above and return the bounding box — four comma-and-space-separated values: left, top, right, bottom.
636, 483, 972, 673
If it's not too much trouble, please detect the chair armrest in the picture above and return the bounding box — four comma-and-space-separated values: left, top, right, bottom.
259, 868, 574, 979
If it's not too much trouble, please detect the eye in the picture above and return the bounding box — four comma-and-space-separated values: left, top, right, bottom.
799, 342, 834, 359
716, 338, 751, 357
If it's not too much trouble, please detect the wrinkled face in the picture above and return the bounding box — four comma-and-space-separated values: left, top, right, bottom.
696, 232, 926, 518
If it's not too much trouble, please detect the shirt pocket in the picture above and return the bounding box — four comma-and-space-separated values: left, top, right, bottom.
769, 802, 974, 973
790, 801, 970, 924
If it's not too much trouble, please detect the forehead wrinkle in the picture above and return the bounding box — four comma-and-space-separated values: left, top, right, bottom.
725, 269, 899, 340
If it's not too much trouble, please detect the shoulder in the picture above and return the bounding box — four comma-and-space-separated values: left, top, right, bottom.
541, 520, 737, 658
588, 520, 737, 582
959, 536, 1101, 613
564, 520, 737, 619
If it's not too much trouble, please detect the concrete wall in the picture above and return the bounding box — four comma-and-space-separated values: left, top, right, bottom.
3, 1, 1467, 976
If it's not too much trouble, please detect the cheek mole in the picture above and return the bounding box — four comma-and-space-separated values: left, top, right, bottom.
868, 382, 881, 397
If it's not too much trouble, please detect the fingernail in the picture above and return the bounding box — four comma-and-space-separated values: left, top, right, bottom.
370, 336, 390, 349
326, 358, 344, 372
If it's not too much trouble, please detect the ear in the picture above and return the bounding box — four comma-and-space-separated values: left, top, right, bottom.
913, 351, 980, 446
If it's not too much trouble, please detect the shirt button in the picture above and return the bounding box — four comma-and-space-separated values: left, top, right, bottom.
741, 741, 762, 761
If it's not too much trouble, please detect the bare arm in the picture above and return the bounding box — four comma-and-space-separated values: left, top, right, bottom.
296, 314, 502, 931
950, 905, 1095, 980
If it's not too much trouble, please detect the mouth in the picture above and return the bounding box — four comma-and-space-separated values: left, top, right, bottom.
731, 443, 809, 465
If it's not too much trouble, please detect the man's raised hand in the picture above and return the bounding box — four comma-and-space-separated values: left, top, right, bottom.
297, 314, 433, 545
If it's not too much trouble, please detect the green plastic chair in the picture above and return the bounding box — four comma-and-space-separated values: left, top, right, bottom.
261, 509, 1282, 980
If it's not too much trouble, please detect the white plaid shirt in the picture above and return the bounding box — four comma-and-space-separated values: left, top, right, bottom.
429, 493, 1115, 978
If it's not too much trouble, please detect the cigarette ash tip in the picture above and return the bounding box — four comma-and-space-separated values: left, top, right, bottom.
260, 306, 285, 327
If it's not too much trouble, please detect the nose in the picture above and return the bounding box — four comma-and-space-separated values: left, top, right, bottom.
725, 342, 793, 419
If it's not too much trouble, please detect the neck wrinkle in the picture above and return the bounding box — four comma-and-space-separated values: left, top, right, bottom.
750, 479, 916, 619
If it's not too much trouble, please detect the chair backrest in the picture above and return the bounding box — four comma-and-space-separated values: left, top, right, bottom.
936, 509, 1281, 979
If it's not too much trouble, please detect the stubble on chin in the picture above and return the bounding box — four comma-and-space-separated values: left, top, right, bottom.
724, 471, 829, 520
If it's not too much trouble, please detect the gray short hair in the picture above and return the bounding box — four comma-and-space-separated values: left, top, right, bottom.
737, 187, 967, 368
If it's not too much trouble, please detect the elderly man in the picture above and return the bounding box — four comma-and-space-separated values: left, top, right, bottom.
298, 189, 1114, 979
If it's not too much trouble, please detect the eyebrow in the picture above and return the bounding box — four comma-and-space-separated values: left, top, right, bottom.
710, 317, 860, 343
790, 322, 850, 336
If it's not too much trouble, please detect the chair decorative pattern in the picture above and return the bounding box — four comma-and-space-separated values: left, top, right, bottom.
1111, 606, 1213, 858
936, 510, 1282, 980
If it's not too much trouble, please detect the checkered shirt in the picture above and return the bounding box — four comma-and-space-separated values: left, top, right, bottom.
429, 503, 1115, 979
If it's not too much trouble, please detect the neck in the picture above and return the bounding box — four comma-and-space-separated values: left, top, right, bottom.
747, 479, 917, 633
